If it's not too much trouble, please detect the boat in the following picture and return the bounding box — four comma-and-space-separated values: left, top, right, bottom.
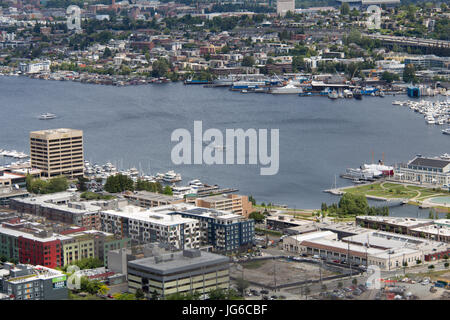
231, 81, 266, 90
442, 128, 450, 135
39, 113, 57, 120
184, 78, 211, 85
328, 90, 339, 99
163, 170, 182, 183
343, 89, 353, 98
270, 80, 303, 94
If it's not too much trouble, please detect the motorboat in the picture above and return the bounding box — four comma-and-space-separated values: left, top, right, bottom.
39, 113, 57, 120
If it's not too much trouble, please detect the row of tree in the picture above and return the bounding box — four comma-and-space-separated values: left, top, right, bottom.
104, 174, 173, 195
322, 193, 389, 216
26, 175, 69, 194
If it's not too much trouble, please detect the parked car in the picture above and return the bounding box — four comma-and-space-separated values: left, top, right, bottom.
260, 289, 269, 295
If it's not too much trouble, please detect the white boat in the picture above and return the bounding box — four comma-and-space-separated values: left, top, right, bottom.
270, 80, 303, 94
328, 90, 339, 99
163, 170, 182, 183
39, 113, 57, 120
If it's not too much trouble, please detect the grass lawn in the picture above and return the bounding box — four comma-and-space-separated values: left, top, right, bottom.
343, 182, 447, 201
405, 270, 450, 281
255, 227, 282, 236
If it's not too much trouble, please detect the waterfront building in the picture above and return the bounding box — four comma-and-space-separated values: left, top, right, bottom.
18, 60, 50, 74
30, 128, 84, 179
0, 263, 67, 300
195, 194, 253, 218
0, 171, 26, 188
127, 249, 229, 298
99, 205, 200, 250
394, 156, 450, 186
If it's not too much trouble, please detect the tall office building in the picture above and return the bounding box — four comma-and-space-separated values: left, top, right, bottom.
30, 128, 84, 178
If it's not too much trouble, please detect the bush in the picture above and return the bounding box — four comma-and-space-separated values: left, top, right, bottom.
428, 265, 435, 269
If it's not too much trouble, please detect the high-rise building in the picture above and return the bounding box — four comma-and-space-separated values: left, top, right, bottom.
277, 0, 295, 16
30, 128, 84, 178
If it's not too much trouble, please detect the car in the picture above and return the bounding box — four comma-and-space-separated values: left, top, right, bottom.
260, 289, 269, 295
352, 289, 362, 296
344, 287, 352, 292
333, 260, 340, 263
312, 255, 320, 259
262, 295, 269, 300
270, 295, 278, 299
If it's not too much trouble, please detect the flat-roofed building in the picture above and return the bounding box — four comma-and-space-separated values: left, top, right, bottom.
0, 263, 68, 300
124, 191, 183, 208
30, 128, 84, 178
266, 214, 314, 231
99, 205, 200, 250
283, 231, 337, 254
195, 194, 253, 218
356, 216, 433, 234
167, 204, 254, 253
127, 249, 229, 298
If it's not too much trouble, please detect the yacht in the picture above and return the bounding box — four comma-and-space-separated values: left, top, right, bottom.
328, 90, 339, 99
39, 113, 57, 120
163, 170, 182, 183
270, 80, 303, 94
442, 128, 450, 135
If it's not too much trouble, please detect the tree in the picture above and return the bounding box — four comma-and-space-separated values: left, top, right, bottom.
340, 3, 350, 15
403, 64, 417, 84
321, 203, 328, 212
321, 284, 327, 292
135, 288, 145, 299
104, 174, 134, 193
337, 282, 343, 289
77, 176, 89, 192
248, 195, 256, 206
381, 71, 399, 83
249, 211, 265, 223
338, 193, 369, 215
241, 55, 255, 67
103, 47, 112, 58
303, 286, 311, 299
352, 278, 358, 285
235, 277, 249, 296
152, 58, 170, 78
163, 186, 173, 196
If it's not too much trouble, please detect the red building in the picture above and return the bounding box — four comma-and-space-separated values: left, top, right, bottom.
18, 235, 62, 269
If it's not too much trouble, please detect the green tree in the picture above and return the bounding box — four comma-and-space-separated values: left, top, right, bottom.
249, 211, 265, 223
152, 58, 170, 78
381, 71, 399, 83
403, 64, 417, 84
135, 288, 145, 299
77, 176, 89, 192
163, 186, 173, 196
340, 3, 350, 15
104, 174, 134, 193
235, 277, 249, 296
241, 55, 255, 67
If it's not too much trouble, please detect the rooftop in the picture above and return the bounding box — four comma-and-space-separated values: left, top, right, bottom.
409, 157, 450, 169
102, 205, 197, 226
128, 250, 229, 275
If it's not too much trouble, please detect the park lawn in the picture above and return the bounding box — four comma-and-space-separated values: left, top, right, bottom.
406, 270, 450, 281
344, 182, 446, 200
68, 292, 104, 300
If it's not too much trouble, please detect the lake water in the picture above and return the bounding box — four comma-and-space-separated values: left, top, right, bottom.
0, 76, 449, 217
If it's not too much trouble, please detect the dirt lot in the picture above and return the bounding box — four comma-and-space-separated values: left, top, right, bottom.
232, 259, 337, 287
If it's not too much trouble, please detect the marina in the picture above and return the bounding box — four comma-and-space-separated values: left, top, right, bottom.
1, 76, 449, 210
392, 99, 450, 126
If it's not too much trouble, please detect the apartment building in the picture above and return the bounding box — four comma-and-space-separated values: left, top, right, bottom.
99, 205, 200, 250
168, 204, 255, 253
127, 249, 229, 298
195, 194, 253, 218
0, 263, 67, 300
30, 128, 84, 178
